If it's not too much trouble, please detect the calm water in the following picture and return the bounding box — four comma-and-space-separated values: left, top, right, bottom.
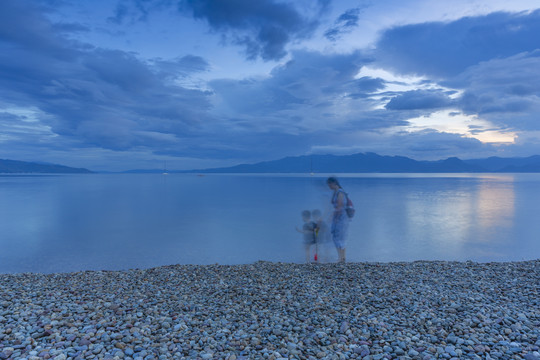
1, 173, 539, 273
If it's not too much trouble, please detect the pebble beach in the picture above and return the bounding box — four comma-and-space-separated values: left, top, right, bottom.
0, 261, 539, 360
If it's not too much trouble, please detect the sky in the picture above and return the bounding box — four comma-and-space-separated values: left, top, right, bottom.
1, 0, 540, 171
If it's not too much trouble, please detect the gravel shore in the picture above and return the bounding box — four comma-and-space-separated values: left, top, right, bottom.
1, 261, 539, 360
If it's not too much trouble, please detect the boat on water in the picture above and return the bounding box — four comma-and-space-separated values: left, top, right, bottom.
162, 161, 168, 175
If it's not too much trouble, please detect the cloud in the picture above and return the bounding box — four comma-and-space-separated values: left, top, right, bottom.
150, 55, 211, 84
0, 0, 214, 152
324, 7, 362, 41
0, 0, 77, 61
450, 50, 540, 130
209, 50, 379, 129
184, 49, 446, 163
3, 1, 378, 166
309, 128, 497, 161
385, 130, 496, 160
352, 76, 386, 93
206, 50, 419, 160
376, 9, 540, 77
180, 0, 326, 61
385, 89, 455, 110
0, 111, 55, 143
370, 8, 540, 154
108, 0, 172, 24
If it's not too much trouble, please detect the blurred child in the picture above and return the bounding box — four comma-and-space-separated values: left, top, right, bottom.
296, 210, 316, 263
312, 209, 331, 263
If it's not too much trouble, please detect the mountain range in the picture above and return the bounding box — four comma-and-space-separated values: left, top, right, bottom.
0, 159, 92, 174
5, 153, 540, 174
187, 153, 540, 173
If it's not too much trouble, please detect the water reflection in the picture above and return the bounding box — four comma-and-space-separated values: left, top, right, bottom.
475, 177, 515, 235
401, 176, 515, 260
346, 175, 518, 262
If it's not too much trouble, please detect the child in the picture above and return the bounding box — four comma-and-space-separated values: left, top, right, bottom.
296, 210, 316, 263
312, 209, 330, 263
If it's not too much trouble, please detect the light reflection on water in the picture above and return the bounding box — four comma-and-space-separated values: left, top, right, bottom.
0, 173, 538, 273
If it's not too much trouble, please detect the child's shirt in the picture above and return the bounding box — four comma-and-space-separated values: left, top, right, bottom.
302, 221, 316, 244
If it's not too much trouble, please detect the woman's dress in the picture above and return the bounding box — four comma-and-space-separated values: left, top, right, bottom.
331, 189, 349, 249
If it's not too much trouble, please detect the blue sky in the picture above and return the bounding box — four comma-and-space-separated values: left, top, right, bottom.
1, 0, 540, 171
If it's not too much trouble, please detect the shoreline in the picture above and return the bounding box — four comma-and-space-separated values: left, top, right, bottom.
1, 260, 539, 359
3, 258, 539, 277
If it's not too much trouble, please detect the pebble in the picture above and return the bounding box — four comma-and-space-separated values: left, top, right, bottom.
0, 260, 539, 359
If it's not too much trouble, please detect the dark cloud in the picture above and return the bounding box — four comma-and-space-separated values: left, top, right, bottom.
108, 0, 173, 24
0, 0, 213, 152
0, 0, 77, 61
208, 49, 417, 153
180, 0, 326, 61
385, 89, 454, 110
449, 50, 540, 130
106, 0, 326, 61
345, 77, 386, 100
197, 49, 425, 162
108, 3, 130, 24
353, 77, 386, 92
376, 10, 540, 77
324, 7, 362, 41
209, 50, 367, 121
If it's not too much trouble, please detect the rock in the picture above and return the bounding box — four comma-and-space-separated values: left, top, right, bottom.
0, 261, 538, 360
408, 349, 419, 357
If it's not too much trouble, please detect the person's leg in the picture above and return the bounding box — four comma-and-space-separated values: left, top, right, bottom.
305, 244, 311, 263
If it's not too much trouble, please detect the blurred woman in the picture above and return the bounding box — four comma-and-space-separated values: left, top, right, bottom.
326, 177, 349, 263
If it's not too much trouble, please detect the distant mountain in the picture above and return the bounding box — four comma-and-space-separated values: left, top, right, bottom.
463, 155, 540, 172
123, 169, 166, 174
0, 159, 93, 174
184, 152, 540, 173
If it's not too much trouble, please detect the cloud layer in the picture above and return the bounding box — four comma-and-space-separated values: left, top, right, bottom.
376, 10, 540, 77
1, 0, 540, 170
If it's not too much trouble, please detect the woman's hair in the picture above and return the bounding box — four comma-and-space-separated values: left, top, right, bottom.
326, 176, 341, 188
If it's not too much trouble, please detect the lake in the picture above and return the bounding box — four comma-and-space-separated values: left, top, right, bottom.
1, 173, 539, 273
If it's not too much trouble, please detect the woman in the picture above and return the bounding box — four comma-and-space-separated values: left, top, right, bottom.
327, 177, 349, 263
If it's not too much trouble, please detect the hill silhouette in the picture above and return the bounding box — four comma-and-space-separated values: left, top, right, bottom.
185, 153, 540, 173
0, 159, 92, 174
